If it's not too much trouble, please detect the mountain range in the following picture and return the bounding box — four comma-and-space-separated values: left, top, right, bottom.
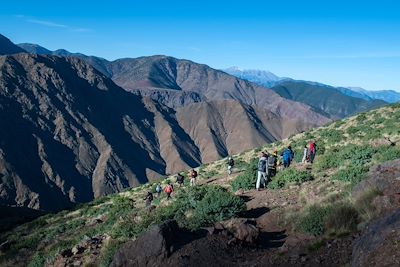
0, 34, 332, 211
224, 67, 400, 104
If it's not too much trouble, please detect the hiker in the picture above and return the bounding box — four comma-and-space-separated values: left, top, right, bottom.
227, 156, 235, 175
256, 152, 268, 191
189, 169, 198, 186
155, 183, 162, 198
281, 145, 294, 168
144, 191, 153, 207
164, 182, 174, 199
267, 150, 278, 180
302, 144, 309, 164
309, 141, 317, 163
176, 173, 185, 187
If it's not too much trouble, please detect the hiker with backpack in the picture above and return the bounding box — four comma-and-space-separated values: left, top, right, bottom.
144, 191, 153, 207
302, 144, 309, 164
309, 141, 317, 163
227, 156, 235, 175
256, 152, 268, 191
267, 150, 278, 180
164, 182, 174, 200
176, 173, 185, 187
155, 183, 162, 198
281, 145, 294, 168
189, 169, 198, 186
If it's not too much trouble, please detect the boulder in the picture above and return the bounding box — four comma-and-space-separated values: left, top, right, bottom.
352, 159, 400, 216
352, 208, 400, 267
218, 218, 259, 243
110, 220, 181, 267
352, 159, 400, 200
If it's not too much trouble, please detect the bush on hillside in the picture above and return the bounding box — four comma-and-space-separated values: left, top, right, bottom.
356, 113, 367, 122
319, 129, 345, 144
314, 144, 376, 172
171, 186, 246, 230
313, 152, 342, 171
331, 165, 369, 185
268, 168, 312, 189
324, 203, 359, 234
339, 144, 376, 165
108, 196, 137, 222
231, 170, 255, 191
298, 205, 331, 236
99, 239, 123, 267
354, 188, 383, 222
374, 146, 400, 162
231, 158, 258, 191
27, 253, 46, 267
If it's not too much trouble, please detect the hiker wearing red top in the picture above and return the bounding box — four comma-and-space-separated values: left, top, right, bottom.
164, 182, 174, 199
309, 141, 317, 163
189, 169, 198, 186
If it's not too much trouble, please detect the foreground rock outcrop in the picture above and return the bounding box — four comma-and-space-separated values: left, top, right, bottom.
111, 220, 182, 267
352, 208, 400, 267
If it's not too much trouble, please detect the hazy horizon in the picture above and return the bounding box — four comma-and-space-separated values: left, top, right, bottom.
1, 0, 400, 92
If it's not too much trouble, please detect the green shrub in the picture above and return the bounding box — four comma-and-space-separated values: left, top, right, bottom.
354, 188, 383, 221
374, 146, 400, 162
324, 203, 358, 234
108, 196, 137, 222
331, 165, 369, 185
99, 240, 123, 267
268, 168, 312, 189
361, 127, 382, 140
319, 129, 345, 144
234, 158, 248, 170
298, 205, 331, 236
346, 125, 365, 136
171, 186, 245, 230
356, 113, 367, 122
27, 253, 46, 267
231, 158, 258, 191
313, 152, 341, 171
340, 145, 376, 165
231, 170, 255, 191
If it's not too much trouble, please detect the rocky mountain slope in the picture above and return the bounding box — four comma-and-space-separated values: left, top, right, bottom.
1, 103, 398, 267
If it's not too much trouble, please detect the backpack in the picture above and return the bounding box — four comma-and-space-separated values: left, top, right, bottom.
258, 157, 267, 172
228, 159, 234, 167
309, 143, 316, 153
176, 175, 184, 183
267, 156, 277, 168
164, 185, 173, 194
282, 149, 292, 162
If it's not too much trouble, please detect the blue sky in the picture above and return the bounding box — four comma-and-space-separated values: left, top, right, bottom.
1, 0, 400, 91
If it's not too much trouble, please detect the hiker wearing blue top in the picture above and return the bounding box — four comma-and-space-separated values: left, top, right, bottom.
256, 152, 268, 191
281, 145, 294, 168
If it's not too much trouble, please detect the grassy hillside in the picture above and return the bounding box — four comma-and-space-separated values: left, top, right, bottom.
1, 104, 399, 267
